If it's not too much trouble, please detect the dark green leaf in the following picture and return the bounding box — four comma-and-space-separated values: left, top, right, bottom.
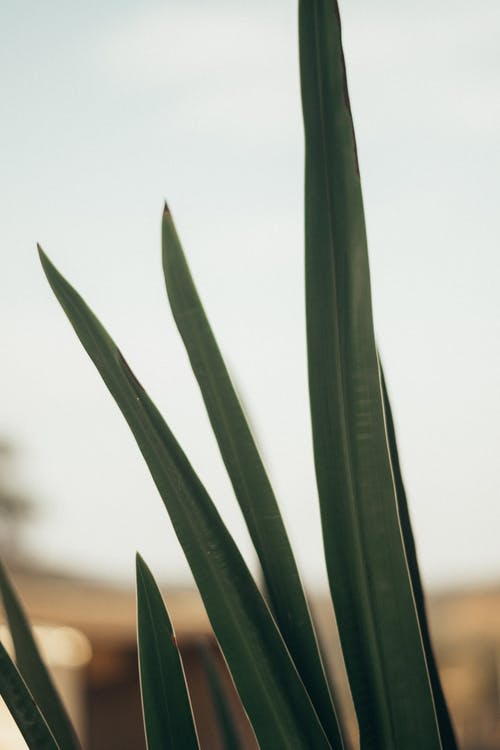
199, 642, 242, 750
299, 1, 441, 747
379, 364, 458, 749
0, 560, 81, 749
162, 204, 344, 749
0, 641, 59, 750
136, 554, 199, 750
38, 246, 332, 750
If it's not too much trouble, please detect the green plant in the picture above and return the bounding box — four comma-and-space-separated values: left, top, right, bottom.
0, 1, 458, 748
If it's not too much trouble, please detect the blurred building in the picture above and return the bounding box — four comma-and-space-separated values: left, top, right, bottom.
0, 566, 499, 749
430, 586, 500, 750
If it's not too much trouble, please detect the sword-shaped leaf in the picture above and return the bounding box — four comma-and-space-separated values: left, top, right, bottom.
199, 642, 243, 750
38, 247, 332, 750
0, 560, 81, 750
379, 365, 457, 749
162, 204, 344, 749
136, 553, 199, 750
0, 641, 59, 750
299, 1, 441, 746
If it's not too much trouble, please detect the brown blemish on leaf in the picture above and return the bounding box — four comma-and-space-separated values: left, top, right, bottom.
117, 349, 146, 394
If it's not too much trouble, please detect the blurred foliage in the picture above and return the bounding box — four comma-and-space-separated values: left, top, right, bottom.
0, 439, 35, 560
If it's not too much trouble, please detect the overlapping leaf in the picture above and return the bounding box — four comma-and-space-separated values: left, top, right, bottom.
39, 247, 332, 750
299, 0, 442, 746
199, 642, 242, 750
0, 642, 59, 750
162, 204, 343, 749
0, 560, 80, 750
379, 366, 457, 748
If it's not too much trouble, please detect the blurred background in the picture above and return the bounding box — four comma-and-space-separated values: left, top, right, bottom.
1, 0, 499, 747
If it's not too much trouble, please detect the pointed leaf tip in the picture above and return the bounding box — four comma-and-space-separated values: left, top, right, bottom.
163, 200, 170, 216
37, 245, 53, 277
136, 552, 148, 577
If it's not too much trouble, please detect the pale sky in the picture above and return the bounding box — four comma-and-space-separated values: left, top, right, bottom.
1, 0, 499, 591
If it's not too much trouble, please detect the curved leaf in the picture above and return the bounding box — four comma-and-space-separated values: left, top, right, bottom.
38, 247, 332, 750
0, 560, 81, 750
299, 0, 441, 747
136, 554, 199, 750
162, 204, 344, 749
0, 642, 60, 750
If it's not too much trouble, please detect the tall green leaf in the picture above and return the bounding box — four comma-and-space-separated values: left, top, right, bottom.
379, 365, 457, 749
0, 561, 81, 750
136, 553, 199, 750
0, 642, 60, 750
38, 247, 333, 750
199, 642, 243, 750
162, 204, 344, 749
299, 1, 441, 747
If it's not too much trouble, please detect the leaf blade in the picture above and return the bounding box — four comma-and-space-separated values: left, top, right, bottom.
0, 560, 81, 750
0, 641, 60, 750
199, 642, 243, 750
38, 247, 332, 750
136, 554, 199, 750
299, 1, 442, 747
162, 205, 344, 749
379, 365, 458, 749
